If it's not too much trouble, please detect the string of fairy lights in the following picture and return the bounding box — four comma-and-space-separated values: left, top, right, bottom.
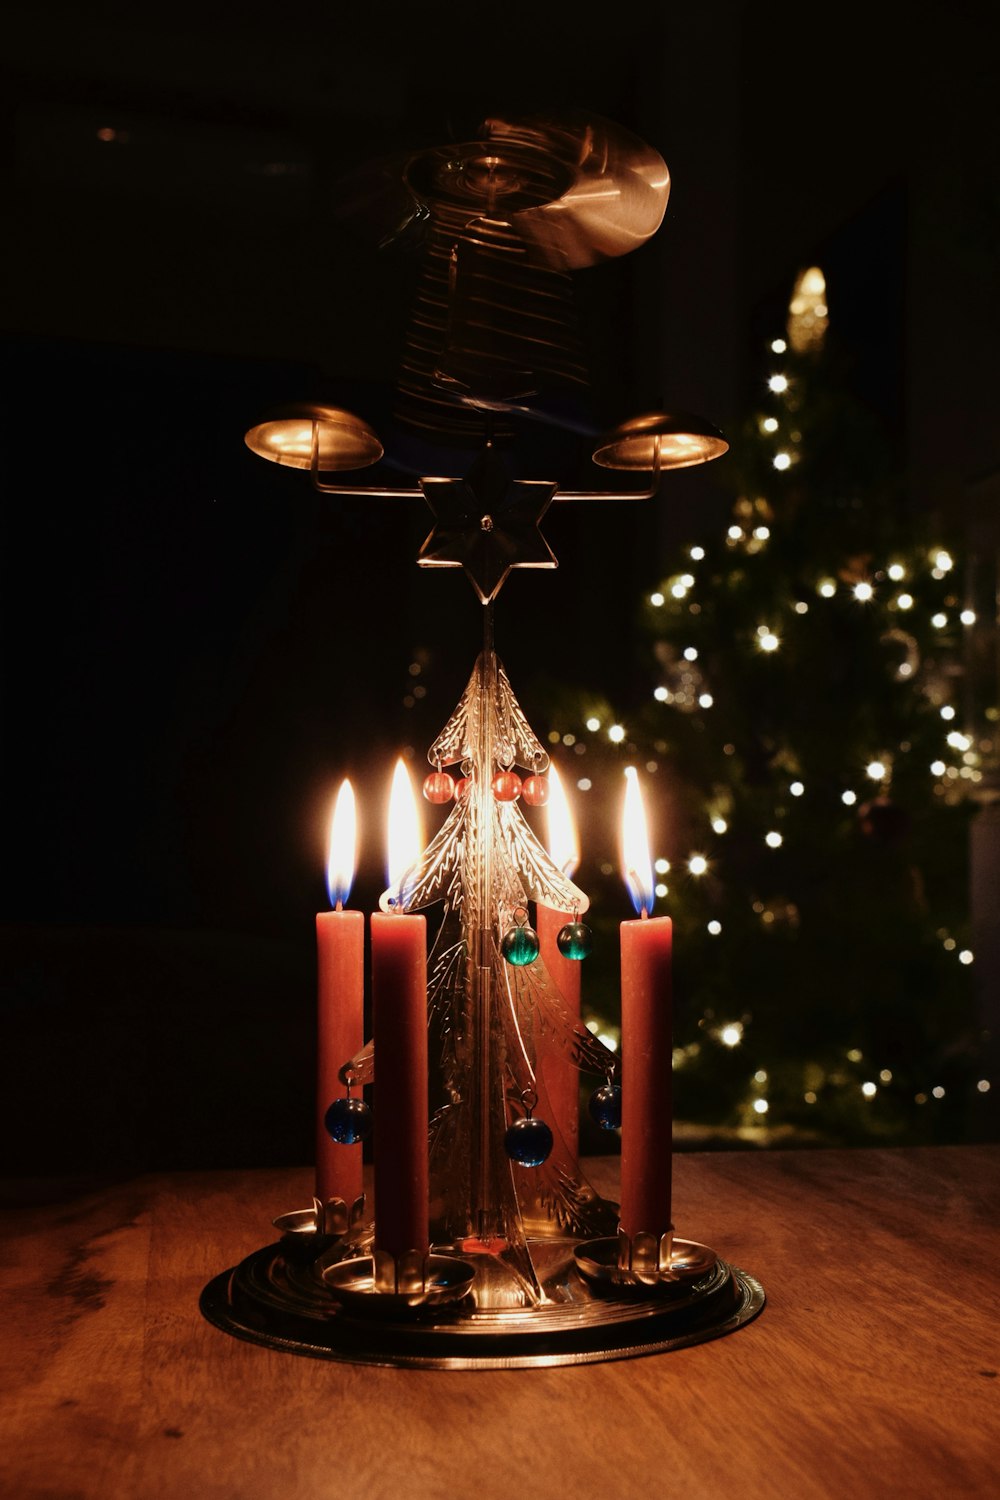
536, 269, 993, 1135
555, 554, 992, 1129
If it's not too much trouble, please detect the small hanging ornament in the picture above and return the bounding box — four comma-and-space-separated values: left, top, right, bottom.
522, 753, 550, 806
588, 1075, 622, 1131
455, 775, 474, 801
323, 1071, 373, 1146
500, 906, 540, 966
492, 769, 522, 802
423, 768, 455, 804
522, 773, 549, 806
556, 919, 592, 960
504, 1088, 553, 1167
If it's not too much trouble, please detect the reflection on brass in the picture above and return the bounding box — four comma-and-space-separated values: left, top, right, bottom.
592, 412, 730, 471
244, 404, 383, 470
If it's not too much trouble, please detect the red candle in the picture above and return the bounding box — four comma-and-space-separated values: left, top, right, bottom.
538, 904, 581, 1153
371, 759, 429, 1259
619, 913, 673, 1240
618, 767, 673, 1242
538, 762, 583, 1151
371, 910, 428, 1258
315, 780, 365, 1209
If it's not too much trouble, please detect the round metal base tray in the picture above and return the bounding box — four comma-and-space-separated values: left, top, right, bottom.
200, 1236, 764, 1370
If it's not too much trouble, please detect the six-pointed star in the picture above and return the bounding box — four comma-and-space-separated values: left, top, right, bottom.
418, 446, 558, 604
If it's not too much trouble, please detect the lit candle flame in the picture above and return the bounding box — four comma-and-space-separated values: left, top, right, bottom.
545, 762, 579, 878
621, 766, 655, 916
385, 757, 422, 908
326, 779, 357, 909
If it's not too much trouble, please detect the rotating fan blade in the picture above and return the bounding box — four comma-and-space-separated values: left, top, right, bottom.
327, 111, 671, 445
480, 110, 670, 268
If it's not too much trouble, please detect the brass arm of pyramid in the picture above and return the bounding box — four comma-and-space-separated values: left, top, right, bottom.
243, 406, 728, 496
245, 406, 727, 602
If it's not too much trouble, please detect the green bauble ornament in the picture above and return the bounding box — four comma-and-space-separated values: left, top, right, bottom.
556, 920, 592, 960
501, 920, 540, 967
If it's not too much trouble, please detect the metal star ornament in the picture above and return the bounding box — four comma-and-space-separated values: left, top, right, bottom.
418, 445, 558, 604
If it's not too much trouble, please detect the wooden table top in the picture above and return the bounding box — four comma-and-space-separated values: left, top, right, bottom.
2, 1145, 998, 1500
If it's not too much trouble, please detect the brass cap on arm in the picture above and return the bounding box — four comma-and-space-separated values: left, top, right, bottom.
592, 412, 729, 471
244, 404, 383, 471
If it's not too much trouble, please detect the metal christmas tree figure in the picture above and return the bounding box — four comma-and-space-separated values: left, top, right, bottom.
358, 612, 621, 1302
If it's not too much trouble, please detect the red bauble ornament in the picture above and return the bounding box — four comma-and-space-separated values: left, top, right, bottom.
455, 776, 474, 801
423, 771, 455, 804
492, 770, 522, 802
522, 774, 550, 806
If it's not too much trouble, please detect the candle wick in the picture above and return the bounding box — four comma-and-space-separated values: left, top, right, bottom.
640, 907, 649, 921
335, 899, 343, 913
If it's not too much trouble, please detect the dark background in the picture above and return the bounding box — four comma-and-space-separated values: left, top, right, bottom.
3, 2, 998, 1176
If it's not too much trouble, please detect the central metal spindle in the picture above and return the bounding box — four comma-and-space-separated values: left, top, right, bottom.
473, 602, 498, 1241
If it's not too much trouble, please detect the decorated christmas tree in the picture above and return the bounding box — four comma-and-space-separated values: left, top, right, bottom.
544, 268, 987, 1146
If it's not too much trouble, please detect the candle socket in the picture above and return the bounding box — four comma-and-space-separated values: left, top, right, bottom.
316, 1194, 367, 1237
374, 1248, 429, 1297
617, 1227, 676, 1280
272, 1194, 367, 1240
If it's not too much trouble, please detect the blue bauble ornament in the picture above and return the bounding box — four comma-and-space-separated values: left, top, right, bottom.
324, 1095, 373, 1145
588, 1083, 622, 1131
556, 921, 593, 960
504, 1115, 553, 1167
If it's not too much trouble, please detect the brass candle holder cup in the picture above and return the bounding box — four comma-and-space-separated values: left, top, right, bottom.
324, 1250, 477, 1314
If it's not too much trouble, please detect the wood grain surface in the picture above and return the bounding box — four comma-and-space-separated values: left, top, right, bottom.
2, 1147, 998, 1500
